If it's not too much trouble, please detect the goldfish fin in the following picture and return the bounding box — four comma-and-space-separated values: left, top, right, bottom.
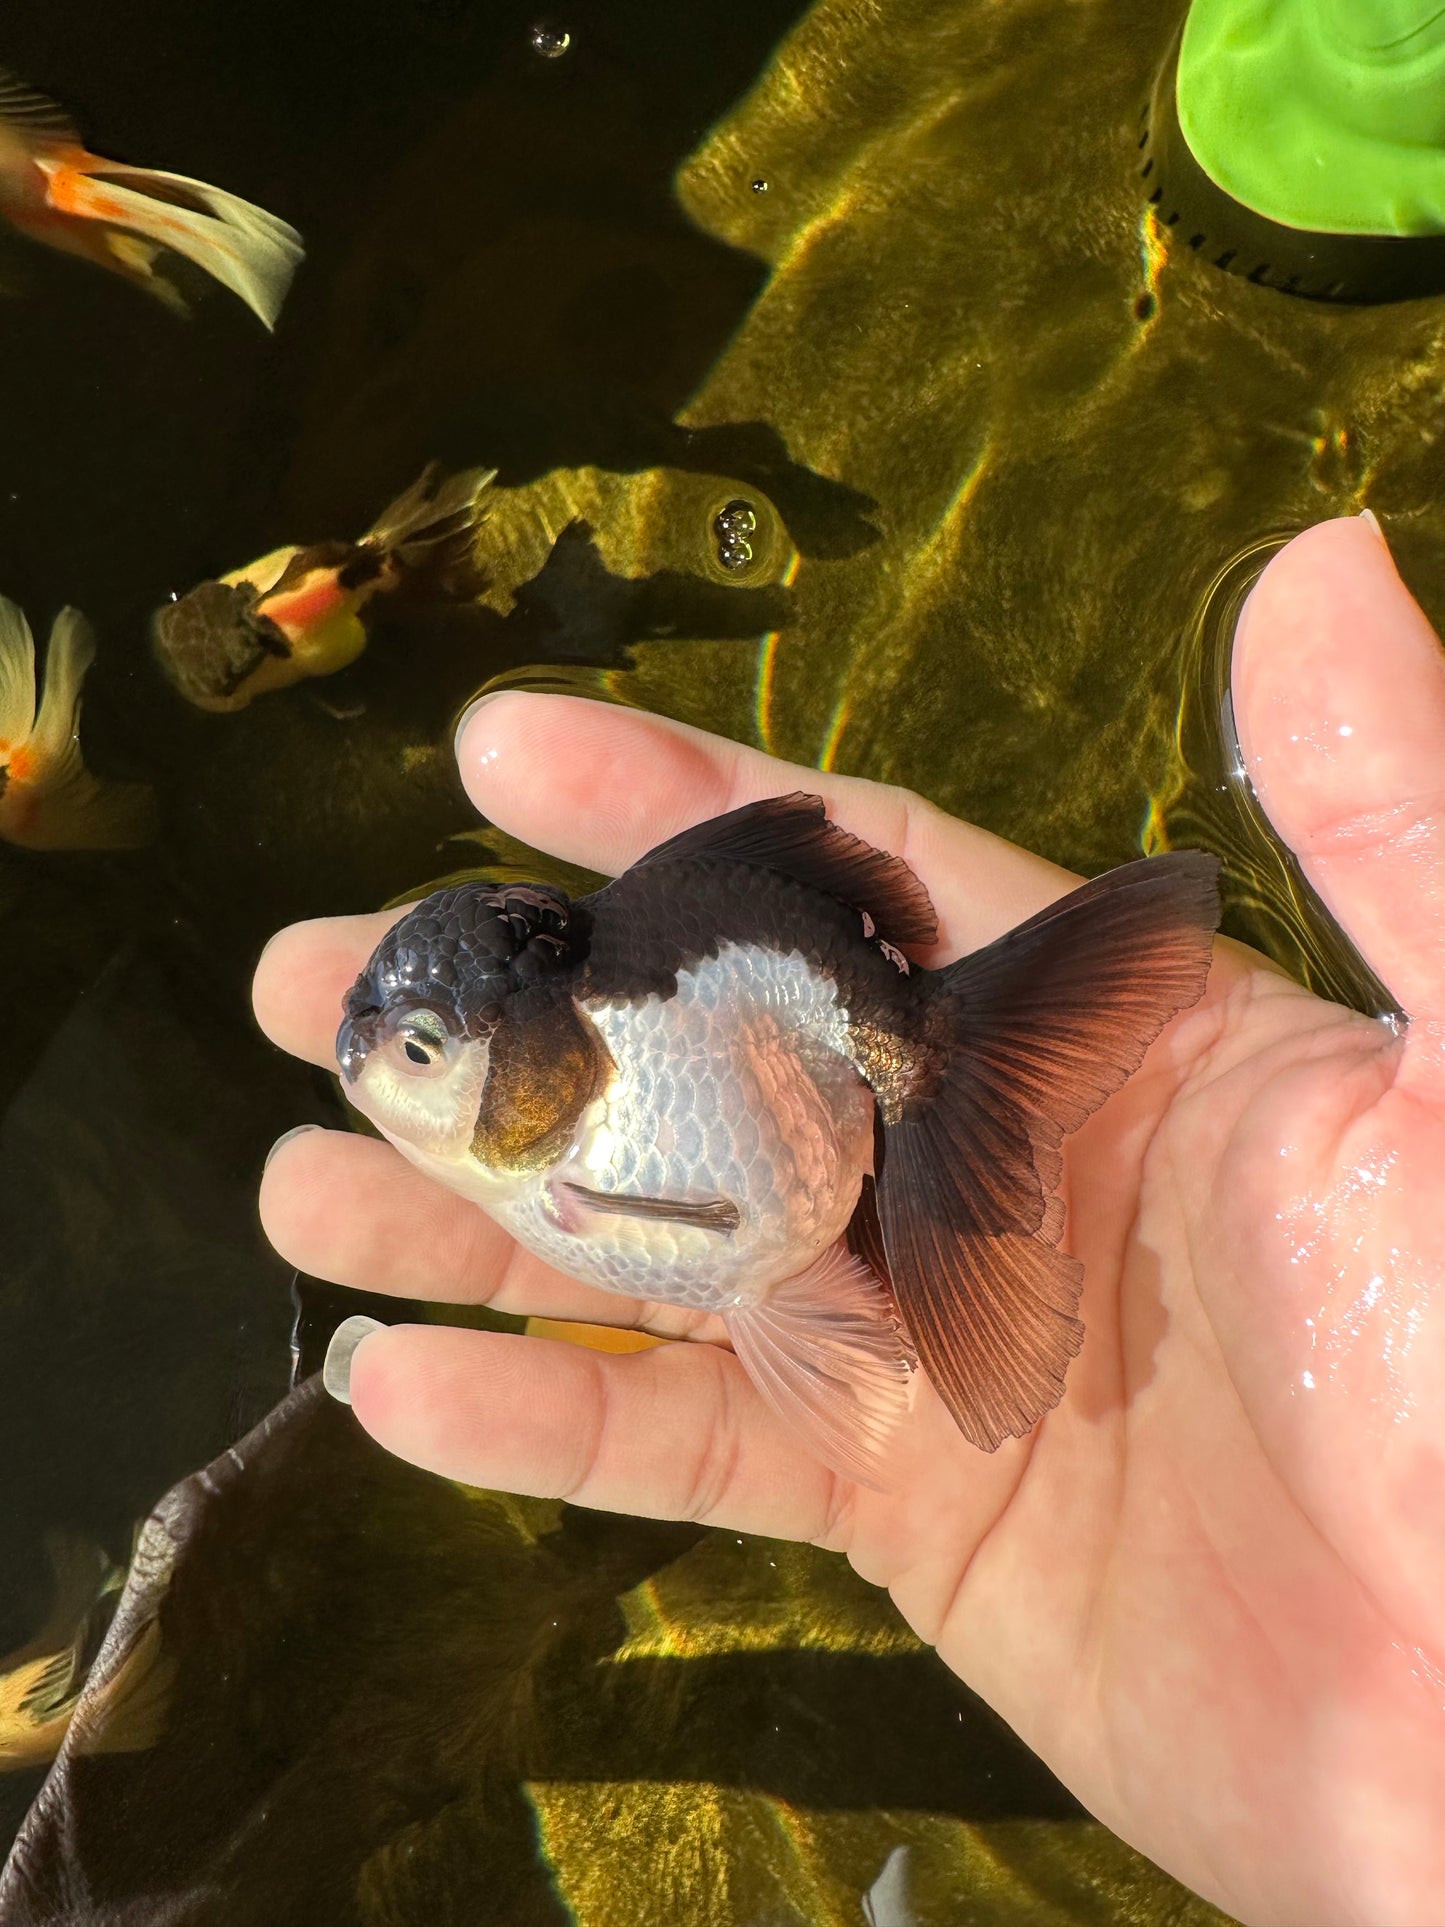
723, 1242, 916, 1490
0, 68, 80, 144
634, 794, 938, 947
10, 609, 154, 850
0, 595, 37, 746
876, 852, 1220, 1451
37, 159, 303, 328
73, 1617, 176, 1756
361, 462, 498, 597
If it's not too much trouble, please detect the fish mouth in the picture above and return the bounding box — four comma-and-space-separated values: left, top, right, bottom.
559, 1182, 741, 1235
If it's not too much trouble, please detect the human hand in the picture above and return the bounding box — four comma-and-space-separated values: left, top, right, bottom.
254, 513, 1445, 1926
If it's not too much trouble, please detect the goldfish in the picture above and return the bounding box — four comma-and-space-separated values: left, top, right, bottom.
0, 596, 154, 849
152, 463, 497, 713
335, 796, 1220, 1485
0, 66, 302, 327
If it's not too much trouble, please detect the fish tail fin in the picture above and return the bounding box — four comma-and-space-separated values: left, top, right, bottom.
37, 155, 303, 328
875, 851, 1221, 1452
0, 595, 37, 749
362, 461, 498, 594
8, 609, 154, 850
723, 1241, 916, 1490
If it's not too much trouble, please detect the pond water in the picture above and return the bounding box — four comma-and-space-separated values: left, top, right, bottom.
1, 0, 1440, 1918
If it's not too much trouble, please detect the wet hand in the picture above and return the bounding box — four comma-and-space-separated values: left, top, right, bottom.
254, 513, 1445, 1927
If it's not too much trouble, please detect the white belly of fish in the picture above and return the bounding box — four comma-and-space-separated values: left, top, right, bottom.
471, 943, 875, 1310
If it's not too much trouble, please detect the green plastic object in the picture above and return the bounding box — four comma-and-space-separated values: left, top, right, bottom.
1177, 0, 1445, 236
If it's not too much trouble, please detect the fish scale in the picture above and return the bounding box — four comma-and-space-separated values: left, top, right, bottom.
483, 941, 877, 1311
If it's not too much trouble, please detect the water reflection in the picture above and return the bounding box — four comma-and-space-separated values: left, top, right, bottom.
1145, 533, 1399, 1016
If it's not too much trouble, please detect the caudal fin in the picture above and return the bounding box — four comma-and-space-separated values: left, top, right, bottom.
36, 157, 304, 328
8, 609, 154, 850
0, 596, 37, 749
363, 462, 498, 595
875, 851, 1221, 1452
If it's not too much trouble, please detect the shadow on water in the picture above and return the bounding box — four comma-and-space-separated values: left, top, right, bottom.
0, 0, 817, 1855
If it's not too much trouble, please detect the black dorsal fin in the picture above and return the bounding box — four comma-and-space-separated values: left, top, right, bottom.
632, 793, 938, 947
0, 69, 80, 145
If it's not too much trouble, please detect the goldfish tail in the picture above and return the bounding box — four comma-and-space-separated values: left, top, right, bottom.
36, 156, 303, 329
722, 1242, 916, 1490
11, 609, 154, 851
363, 461, 498, 593
0, 595, 38, 749
875, 852, 1221, 1452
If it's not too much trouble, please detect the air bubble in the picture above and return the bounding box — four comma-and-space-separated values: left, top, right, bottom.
713, 499, 758, 572
530, 21, 571, 57
751, 177, 769, 194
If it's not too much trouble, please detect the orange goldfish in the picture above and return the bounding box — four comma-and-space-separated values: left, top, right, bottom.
0, 66, 303, 327
0, 597, 154, 849
152, 462, 497, 712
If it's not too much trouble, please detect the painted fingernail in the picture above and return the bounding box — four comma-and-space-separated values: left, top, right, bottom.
323, 1315, 387, 1405
1358, 507, 1387, 543
265, 1123, 320, 1170
453, 690, 507, 762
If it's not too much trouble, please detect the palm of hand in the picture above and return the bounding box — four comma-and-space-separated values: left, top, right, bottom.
255, 518, 1445, 1925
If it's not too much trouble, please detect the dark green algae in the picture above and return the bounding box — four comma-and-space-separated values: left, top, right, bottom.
2, 0, 1443, 1916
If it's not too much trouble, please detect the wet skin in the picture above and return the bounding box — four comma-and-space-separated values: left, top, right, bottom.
255, 515, 1445, 1927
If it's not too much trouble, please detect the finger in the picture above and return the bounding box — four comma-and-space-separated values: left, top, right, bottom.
343, 1321, 842, 1543
1232, 514, 1445, 1022
457, 693, 1075, 960
253, 911, 395, 1068
261, 1128, 725, 1339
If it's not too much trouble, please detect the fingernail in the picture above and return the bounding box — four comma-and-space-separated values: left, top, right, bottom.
323, 1315, 387, 1405
453, 689, 506, 762
1358, 507, 1387, 543
265, 1123, 320, 1170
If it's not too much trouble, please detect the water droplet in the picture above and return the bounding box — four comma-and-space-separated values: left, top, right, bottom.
713, 498, 758, 571
751, 177, 769, 194
529, 21, 571, 57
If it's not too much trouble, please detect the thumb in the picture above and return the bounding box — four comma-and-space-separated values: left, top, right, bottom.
1231, 514, 1445, 1027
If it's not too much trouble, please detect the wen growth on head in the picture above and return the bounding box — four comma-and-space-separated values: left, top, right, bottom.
336, 797, 1220, 1485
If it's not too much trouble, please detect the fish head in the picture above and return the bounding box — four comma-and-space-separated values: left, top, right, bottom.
337, 881, 602, 1179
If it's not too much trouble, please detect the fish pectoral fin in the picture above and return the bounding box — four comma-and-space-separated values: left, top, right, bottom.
0, 595, 37, 748
723, 1244, 916, 1491
876, 851, 1220, 1452
561, 1183, 740, 1234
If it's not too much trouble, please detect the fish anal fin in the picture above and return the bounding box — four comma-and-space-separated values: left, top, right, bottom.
845, 1169, 892, 1291
633, 794, 939, 949
875, 852, 1220, 1451
724, 1243, 916, 1491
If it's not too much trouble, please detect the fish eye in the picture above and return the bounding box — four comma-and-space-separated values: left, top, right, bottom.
379, 1009, 454, 1080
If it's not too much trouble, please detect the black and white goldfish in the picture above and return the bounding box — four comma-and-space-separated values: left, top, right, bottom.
0, 67, 302, 326
335, 798, 1220, 1484
0, 596, 153, 849
152, 463, 496, 713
